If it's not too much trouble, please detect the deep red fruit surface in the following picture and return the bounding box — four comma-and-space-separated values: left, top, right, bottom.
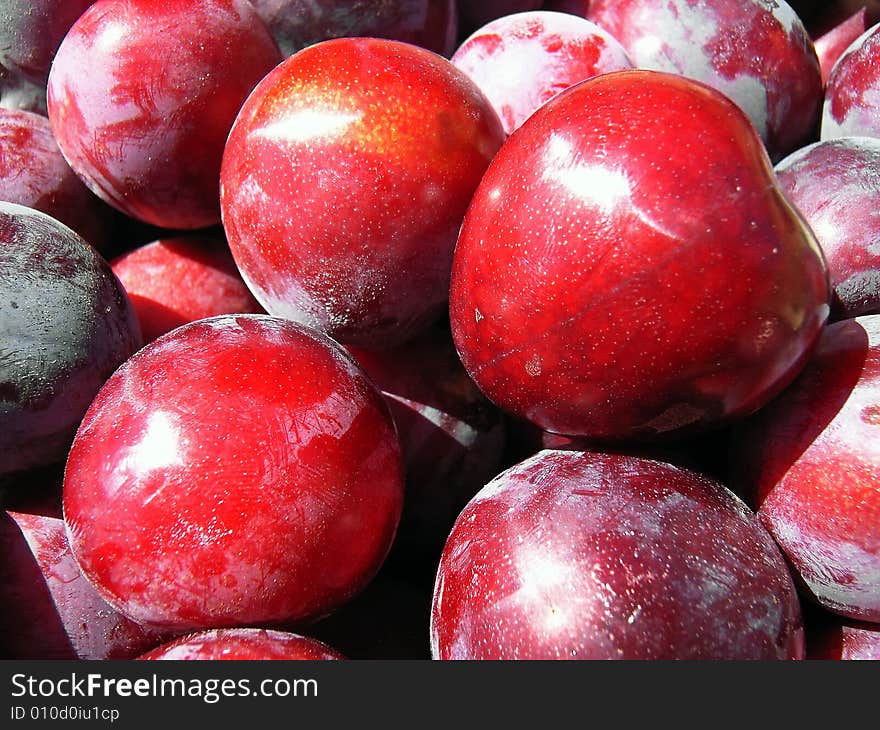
0, 509, 168, 659
585, 0, 822, 159
63, 314, 404, 630
452, 11, 633, 135
221, 37, 505, 348
774, 137, 880, 320
450, 70, 829, 440
251, 0, 458, 58
138, 629, 344, 660
822, 24, 880, 140
731, 315, 880, 622
348, 323, 506, 559
46, 0, 281, 229
111, 236, 264, 343
430, 449, 805, 660
813, 8, 866, 85
0, 107, 111, 248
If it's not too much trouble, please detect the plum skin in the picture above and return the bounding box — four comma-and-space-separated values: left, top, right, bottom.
250, 0, 458, 58
822, 24, 880, 140
449, 70, 829, 441
348, 324, 506, 562
430, 449, 805, 660
0, 107, 112, 249
0, 509, 169, 660
731, 315, 880, 622
111, 235, 264, 344
46, 0, 282, 229
774, 137, 880, 320
584, 0, 822, 160
63, 314, 405, 631
220, 37, 505, 349
0, 202, 141, 479
138, 629, 345, 660
451, 11, 633, 135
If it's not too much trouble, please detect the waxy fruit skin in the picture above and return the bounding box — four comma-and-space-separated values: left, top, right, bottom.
450, 70, 829, 441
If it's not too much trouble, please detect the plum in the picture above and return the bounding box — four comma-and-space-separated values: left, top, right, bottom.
731, 315, 880, 622
250, 0, 458, 58
813, 8, 866, 85
430, 449, 805, 659
585, 0, 822, 160
111, 235, 264, 344
221, 38, 505, 348
0, 1, 95, 85
138, 629, 344, 660
0, 509, 168, 659
774, 136, 880, 320
0, 107, 113, 249
451, 11, 633, 135
63, 314, 405, 630
47, 0, 282, 229
0, 1, 95, 116
0, 202, 141, 481
822, 24, 880, 141
449, 70, 829, 441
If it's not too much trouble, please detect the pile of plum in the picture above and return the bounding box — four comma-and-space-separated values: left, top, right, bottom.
2, 0, 879, 661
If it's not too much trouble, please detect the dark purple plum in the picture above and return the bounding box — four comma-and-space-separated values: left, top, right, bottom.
0, 202, 141, 481
0, 1, 95, 84
431, 449, 805, 659
251, 0, 458, 58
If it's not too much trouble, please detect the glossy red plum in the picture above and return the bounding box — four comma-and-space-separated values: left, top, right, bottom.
732, 316, 880, 622
221, 38, 505, 348
452, 11, 633, 135
0, 108, 112, 249
63, 314, 405, 630
775, 137, 880, 319
47, 0, 282, 229
822, 24, 880, 141
450, 70, 829, 440
138, 629, 344, 660
585, 0, 822, 159
430, 449, 805, 660
0, 202, 141, 480
111, 235, 264, 344
251, 0, 458, 58
348, 323, 506, 561
0, 509, 168, 659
